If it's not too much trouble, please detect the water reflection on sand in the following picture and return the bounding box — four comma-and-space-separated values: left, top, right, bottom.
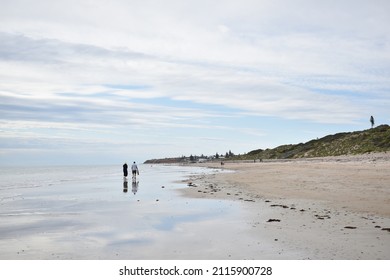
0, 165, 266, 259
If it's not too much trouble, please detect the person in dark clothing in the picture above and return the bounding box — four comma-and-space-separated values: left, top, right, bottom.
123, 163, 128, 177
370, 116, 375, 128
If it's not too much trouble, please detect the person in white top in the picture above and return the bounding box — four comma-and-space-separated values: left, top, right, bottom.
131, 162, 139, 179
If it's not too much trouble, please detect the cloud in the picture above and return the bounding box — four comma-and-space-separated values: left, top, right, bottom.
1, 0, 390, 164
0, 33, 149, 64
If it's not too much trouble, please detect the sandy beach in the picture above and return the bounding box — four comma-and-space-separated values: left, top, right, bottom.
1, 158, 389, 260
1, 165, 285, 260
179, 153, 390, 259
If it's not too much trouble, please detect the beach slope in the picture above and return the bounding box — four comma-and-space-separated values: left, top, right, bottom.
180, 153, 390, 259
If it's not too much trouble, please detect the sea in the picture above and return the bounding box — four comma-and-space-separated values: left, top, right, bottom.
0, 164, 264, 259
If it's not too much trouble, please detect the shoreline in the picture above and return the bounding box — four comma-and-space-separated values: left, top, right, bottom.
177, 153, 390, 259
180, 152, 390, 216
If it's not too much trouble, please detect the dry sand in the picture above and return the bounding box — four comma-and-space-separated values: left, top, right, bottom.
179, 153, 390, 259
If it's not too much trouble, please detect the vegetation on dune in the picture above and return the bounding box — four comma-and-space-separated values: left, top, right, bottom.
144, 124, 390, 163
235, 124, 390, 160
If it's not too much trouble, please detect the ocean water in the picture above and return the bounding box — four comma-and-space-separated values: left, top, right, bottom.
0, 164, 264, 259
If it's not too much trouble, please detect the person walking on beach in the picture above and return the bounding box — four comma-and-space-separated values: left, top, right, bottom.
123, 162, 128, 177
131, 162, 139, 179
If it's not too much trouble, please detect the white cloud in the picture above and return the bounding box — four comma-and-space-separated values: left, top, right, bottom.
1, 0, 390, 164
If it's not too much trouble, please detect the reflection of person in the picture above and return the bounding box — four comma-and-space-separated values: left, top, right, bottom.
123, 181, 128, 193
123, 163, 128, 177
131, 162, 139, 179
132, 180, 139, 195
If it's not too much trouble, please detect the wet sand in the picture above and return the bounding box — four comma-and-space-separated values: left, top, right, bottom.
1, 160, 389, 260
1, 165, 289, 260
179, 153, 390, 259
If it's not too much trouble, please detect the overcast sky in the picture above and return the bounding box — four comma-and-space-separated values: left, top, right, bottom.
1, 0, 389, 165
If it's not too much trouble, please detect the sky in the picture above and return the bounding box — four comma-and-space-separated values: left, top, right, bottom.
1, 0, 389, 166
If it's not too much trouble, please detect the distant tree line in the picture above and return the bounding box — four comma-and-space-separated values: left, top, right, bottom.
186, 150, 235, 162
215, 150, 235, 159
